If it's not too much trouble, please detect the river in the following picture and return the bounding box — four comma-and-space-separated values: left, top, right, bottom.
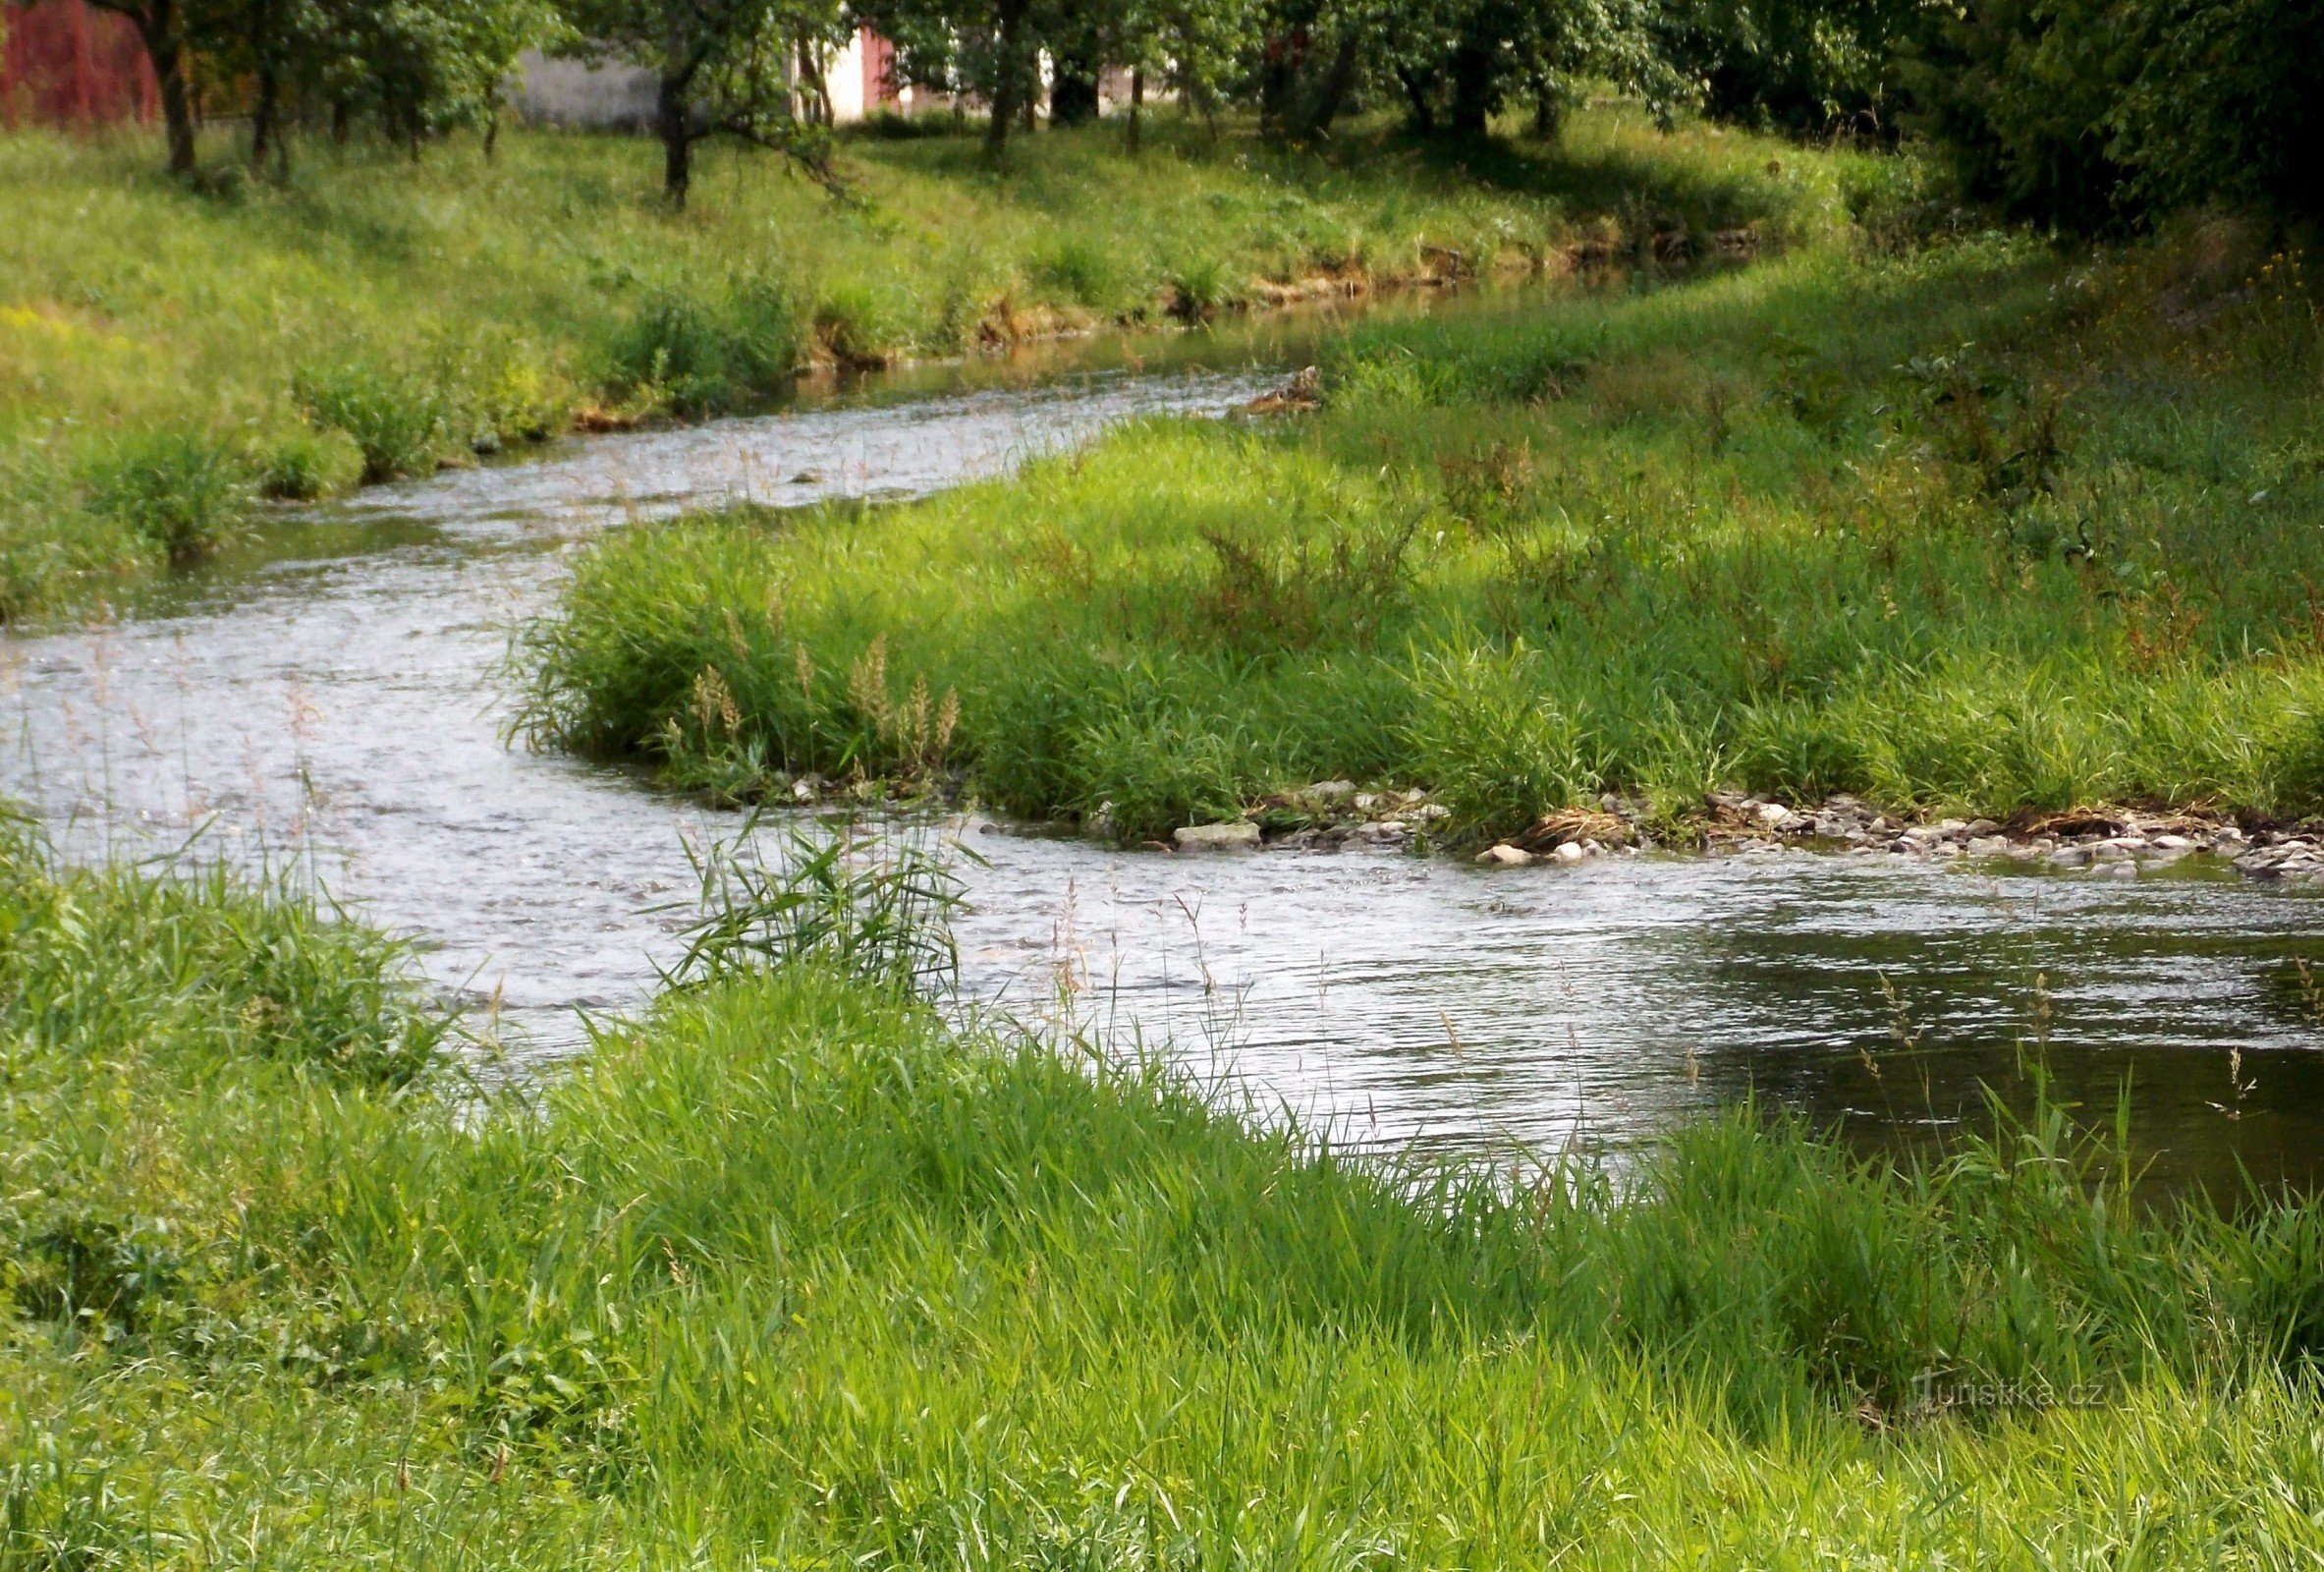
6, 292, 2320, 1192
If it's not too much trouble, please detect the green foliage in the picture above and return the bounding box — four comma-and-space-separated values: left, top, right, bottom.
668, 818, 967, 990
0, 817, 447, 1086
80, 429, 252, 563
1405, 642, 1603, 837
526, 219, 2324, 833
609, 275, 804, 416
294, 357, 453, 480
257, 422, 366, 500
6, 837, 2324, 1560
1909, 0, 2324, 231
1653, 0, 1922, 133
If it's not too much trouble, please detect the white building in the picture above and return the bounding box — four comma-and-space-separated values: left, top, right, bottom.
512, 31, 908, 131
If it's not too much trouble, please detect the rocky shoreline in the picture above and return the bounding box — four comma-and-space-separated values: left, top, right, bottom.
1160, 782, 2324, 885
779, 768, 2319, 884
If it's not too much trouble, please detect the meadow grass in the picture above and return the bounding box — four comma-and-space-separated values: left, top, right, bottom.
8, 816, 2324, 1564
522, 210, 2324, 837
0, 102, 1832, 620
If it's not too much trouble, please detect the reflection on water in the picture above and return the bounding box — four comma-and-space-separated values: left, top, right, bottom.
4, 296, 2320, 1194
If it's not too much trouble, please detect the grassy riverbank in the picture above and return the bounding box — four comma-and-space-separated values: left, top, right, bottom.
0, 105, 1828, 621
8, 822, 2324, 1563
523, 212, 2324, 837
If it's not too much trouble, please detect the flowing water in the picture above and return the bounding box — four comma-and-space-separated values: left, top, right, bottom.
6, 295, 2321, 1192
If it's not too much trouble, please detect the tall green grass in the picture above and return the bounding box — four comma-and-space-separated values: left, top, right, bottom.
524, 216, 2324, 837
6, 815, 2324, 1563
0, 104, 1832, 620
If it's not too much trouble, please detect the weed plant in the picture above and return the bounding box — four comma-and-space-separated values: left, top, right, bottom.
525, 215, 2324, 837
0, 103, 1818, 619
5, 815, 2324, 1562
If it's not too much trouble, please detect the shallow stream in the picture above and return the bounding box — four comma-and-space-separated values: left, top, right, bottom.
7, 293, 2321, 1191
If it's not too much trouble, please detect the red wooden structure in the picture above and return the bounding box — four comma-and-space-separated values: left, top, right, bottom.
2, 0, 157, 128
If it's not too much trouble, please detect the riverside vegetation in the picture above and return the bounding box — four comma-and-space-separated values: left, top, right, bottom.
9, 814, 2324, 1566
522, 167, 2324, 841
0, 104, 1788, 621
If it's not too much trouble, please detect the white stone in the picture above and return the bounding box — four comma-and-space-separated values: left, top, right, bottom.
1553, 842, 1587, 864
1173, 821, 1260, 851
1476, 843, 1533, 867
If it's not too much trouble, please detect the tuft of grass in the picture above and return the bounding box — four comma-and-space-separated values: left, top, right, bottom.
525, 219, 2324, 834
256, 421, 366, 500
6, 817, 2324, 1562
80, 428, 251, 563
606, 274, 802, 417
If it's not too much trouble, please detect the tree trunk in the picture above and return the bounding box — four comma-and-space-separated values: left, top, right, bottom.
1127, 67, 1141, 153
1293, 30, 1359, 139
1257, 32, 1293, 136
1447, 35, 1494, 138
483, 100, 500, 161
1049, 41, 1099, 126
658, 75, 693, 205
984, 0, 1024, 158
138, 1, 197, 174
1531, 82, 1561, 140
249, 64, 277, 170
332, 97, 350, 145
796, 35, 832, 125
1395, 66, 1435, 135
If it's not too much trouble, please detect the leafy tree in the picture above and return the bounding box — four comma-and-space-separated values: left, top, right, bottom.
1251, 0, 1377, 140
1907, 0, 2135, 228
560, 0, 848, 201
84, 0, 201, 172
2113, 0, 2324, 220
1653, 0, 1926, 134
1352, 0, 1672, 140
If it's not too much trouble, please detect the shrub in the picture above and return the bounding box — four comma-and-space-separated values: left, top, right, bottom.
82, 430, 251, 563
0, 448, 143, 619
258, 424, 366, 501
294, 359, 451, 481
1069, 706, 1248, 839
1030, 237, 1128, 310
1166, 253, 1238, 320
430, 328, 575, 452
609, 276, 804, 417
1404, 642, 1606, 837
811, 278, 913, 367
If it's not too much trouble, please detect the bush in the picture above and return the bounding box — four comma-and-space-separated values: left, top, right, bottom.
1030, 237, 1130, 310
609, 275, 804, 417
258, 424, 366, 501
1908, 0, 2324, 230
811, 278, 913, 367
429, 328, 575, 453
1069, 705, 1249, 840
1404, 643, 1605, 837
294, 359, 452, 481
1652, 0, 1922, 135
81, 430, 251, 563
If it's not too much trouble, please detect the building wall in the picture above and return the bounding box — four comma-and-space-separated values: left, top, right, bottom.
513, 31, 900, 133
510, 49, 659, 130
1, 0, 157, 128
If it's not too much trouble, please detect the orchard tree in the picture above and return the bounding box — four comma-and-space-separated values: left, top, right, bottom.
1351, 0, 1670, 141
849, 0, 1036, 154
85, 0, 200, 172
562, 0, 849, 201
